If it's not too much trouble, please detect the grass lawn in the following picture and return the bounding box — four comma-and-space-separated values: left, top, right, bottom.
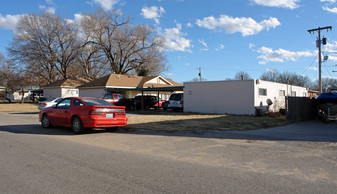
0, 102, 288, 131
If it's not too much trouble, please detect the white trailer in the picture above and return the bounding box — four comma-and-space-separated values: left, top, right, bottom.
184, 79, 308, 115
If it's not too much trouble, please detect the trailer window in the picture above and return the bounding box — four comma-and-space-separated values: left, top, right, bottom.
259, 88, 267, 96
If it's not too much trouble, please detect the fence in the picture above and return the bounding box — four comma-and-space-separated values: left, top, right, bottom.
286, 97, 317, 122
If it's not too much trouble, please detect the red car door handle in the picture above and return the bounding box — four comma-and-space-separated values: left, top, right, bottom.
65, 111, 68, 113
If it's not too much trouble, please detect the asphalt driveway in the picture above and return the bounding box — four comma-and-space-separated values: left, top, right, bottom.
223, 121, 337, 142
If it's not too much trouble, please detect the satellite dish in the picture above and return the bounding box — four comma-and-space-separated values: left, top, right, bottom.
266, 99, 273, 106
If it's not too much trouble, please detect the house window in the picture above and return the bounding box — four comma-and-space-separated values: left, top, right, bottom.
279, 90, 285, 96
291, 91, 296, 97
259, 88, 267, 96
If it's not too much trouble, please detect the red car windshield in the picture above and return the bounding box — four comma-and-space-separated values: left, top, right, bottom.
82, 98, 115, 106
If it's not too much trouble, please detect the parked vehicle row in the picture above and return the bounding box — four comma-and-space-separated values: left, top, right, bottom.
103, 93, 166, 110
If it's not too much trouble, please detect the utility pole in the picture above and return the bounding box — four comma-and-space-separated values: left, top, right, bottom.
308, 26, 332, 94
198, 67, 202, 81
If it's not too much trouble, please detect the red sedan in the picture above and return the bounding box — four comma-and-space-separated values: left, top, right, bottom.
39, 97, 128, 134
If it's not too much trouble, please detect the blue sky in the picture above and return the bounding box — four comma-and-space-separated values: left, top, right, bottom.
1, 0, 337, 83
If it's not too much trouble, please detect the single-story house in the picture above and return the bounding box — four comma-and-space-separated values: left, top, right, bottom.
43, 78, 89, 100
183, 79, 308, 115
5, 90, 30, 101
78, 74, 183, 100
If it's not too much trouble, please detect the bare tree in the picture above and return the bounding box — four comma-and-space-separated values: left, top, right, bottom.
277, 71, 311, 87
8, 13, 80, 84
0, 53, 16, 102
310, 78, 337, 92
75, 35, 109, 80
0, 53, 33, 103
234, 71, 252, 80
260, 70, 311, 88
81, 9, 166, 75
260, 70, 279, 82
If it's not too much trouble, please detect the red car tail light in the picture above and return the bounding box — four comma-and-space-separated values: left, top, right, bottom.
43, 103, 47, 106
180, 101, 183, 105
89, 107, 126, 116
89, 110, 105, 115
168, 101, 170, 104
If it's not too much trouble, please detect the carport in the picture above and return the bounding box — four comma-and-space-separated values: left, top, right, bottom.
106, 86, 184, 110
30, 89, 44, 103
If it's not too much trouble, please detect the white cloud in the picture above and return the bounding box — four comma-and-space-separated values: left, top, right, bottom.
0, 14, 22, 30
46, 0, 54, 4
266, 69, 277, 73
93, 0, 119, 10
216, 44, 225, 51
323, 6, 337, 13
324, 41, 337, 51
199, 39, 207, 48
39, 5, 56, 15
323, 75, 337, 79
65, 14, 85, 25
39, 0, 56, 15
141, 6, 165, 24
257, 46, 315, 64
307, 67, 318, 71
249, 43, 256, 49
321, 0, 336, 3
198, 39, 208, 52
196, 15, 280, 36
251, 0, 300, 9
160, 23, 192, 52
186, 22, 193, 28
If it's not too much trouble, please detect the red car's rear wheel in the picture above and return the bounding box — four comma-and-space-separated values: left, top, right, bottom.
72, 117, 86, 134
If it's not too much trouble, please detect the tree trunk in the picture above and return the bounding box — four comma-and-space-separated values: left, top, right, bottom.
21, 87, 25, 103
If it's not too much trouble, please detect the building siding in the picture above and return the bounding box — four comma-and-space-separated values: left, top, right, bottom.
184, 80, 255, 115
254, 80, 308, 112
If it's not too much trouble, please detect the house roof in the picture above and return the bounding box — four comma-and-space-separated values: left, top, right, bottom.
79, 74, 182, 89
43, 78, 90, 88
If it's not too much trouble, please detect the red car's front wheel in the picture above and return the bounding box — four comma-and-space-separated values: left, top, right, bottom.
41, 114, 52, 128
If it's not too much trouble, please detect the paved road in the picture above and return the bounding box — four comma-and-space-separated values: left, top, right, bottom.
0, 112, 337, 193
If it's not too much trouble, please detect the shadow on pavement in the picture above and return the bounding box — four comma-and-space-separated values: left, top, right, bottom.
10, 112, 39, 115
121, 120, 337, 143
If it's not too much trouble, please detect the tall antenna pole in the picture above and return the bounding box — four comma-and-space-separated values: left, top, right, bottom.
198, 67, 202, 81
308, 26, 332, 94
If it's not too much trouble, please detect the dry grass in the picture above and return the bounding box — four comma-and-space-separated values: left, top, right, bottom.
0, 102, 287, 131
0, 102, 39, 112
126, 113, 287, 132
